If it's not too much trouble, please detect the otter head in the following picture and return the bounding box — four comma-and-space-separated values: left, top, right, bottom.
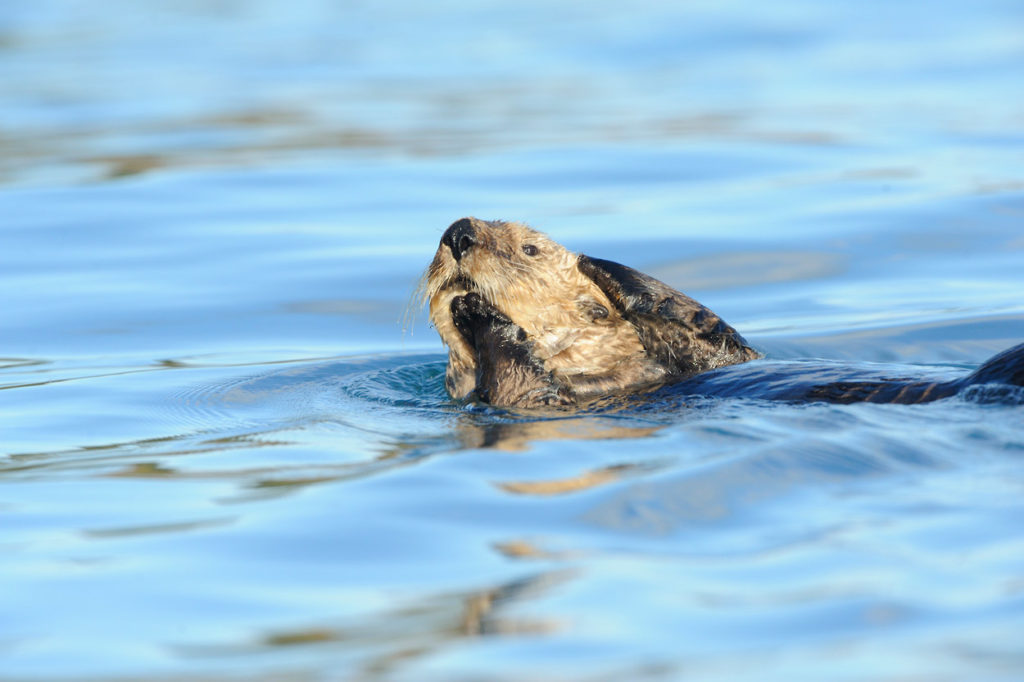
423, 217, 648, 400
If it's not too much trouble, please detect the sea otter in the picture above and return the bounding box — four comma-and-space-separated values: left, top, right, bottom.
423, 217, 1024, 408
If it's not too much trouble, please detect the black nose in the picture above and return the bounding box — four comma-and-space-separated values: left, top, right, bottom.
442, 218, 476, 261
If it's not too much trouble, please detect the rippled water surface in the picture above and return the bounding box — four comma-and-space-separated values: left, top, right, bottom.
3, 1, 1024, 680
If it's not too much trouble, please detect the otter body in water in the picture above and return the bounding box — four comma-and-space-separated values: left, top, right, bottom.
423, 217, 1024, 408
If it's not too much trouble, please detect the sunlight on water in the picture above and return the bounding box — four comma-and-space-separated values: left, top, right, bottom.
1, 1, 1023, 680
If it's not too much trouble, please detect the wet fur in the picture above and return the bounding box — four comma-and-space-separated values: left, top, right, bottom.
422, 218, 758, 406
423, 218, 1024, 408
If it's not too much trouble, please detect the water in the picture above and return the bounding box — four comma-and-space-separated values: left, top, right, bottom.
2, 1, 1024, 680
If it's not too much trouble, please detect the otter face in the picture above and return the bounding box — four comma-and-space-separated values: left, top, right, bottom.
426, 217, 579, 322
423, 217, 648, 400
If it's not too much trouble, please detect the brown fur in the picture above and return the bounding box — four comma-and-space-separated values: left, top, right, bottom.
421, 219, 1024, 407
421, 218, 760, 407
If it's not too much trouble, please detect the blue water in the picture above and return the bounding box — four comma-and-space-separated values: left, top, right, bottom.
2, 1, 1024, 680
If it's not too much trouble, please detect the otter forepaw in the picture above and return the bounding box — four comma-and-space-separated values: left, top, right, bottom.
448, 293, 574, 408
451, 292, 518, 344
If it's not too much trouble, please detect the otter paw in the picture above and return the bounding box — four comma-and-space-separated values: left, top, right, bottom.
451, 293, 516, 341
449, 294, 478, 341
452, 292, 503, 319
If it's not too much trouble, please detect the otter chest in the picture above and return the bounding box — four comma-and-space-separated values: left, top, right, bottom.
525, 311, 647, 377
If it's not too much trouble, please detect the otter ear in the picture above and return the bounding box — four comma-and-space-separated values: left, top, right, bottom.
576, 254, 760, 376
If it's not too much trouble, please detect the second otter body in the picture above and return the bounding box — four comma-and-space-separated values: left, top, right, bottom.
424, 217, 1024, 408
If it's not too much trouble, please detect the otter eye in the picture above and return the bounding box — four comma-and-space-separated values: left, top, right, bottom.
522, 244, 539, 256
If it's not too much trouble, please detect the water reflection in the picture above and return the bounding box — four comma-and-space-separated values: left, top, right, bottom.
82, 516, 235, 539
178, 570, 572, 675
455, 415, 660, 452
3, 355, 673, 501
497, 462, 663, 496
0, 358, 49, 371
0, 103, 856, 186
493, 539, 579, 561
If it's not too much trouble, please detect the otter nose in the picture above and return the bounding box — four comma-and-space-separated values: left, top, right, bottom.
442, 218, 477, 262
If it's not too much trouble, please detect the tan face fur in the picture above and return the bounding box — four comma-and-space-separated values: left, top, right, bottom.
422, 218, 648, 399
